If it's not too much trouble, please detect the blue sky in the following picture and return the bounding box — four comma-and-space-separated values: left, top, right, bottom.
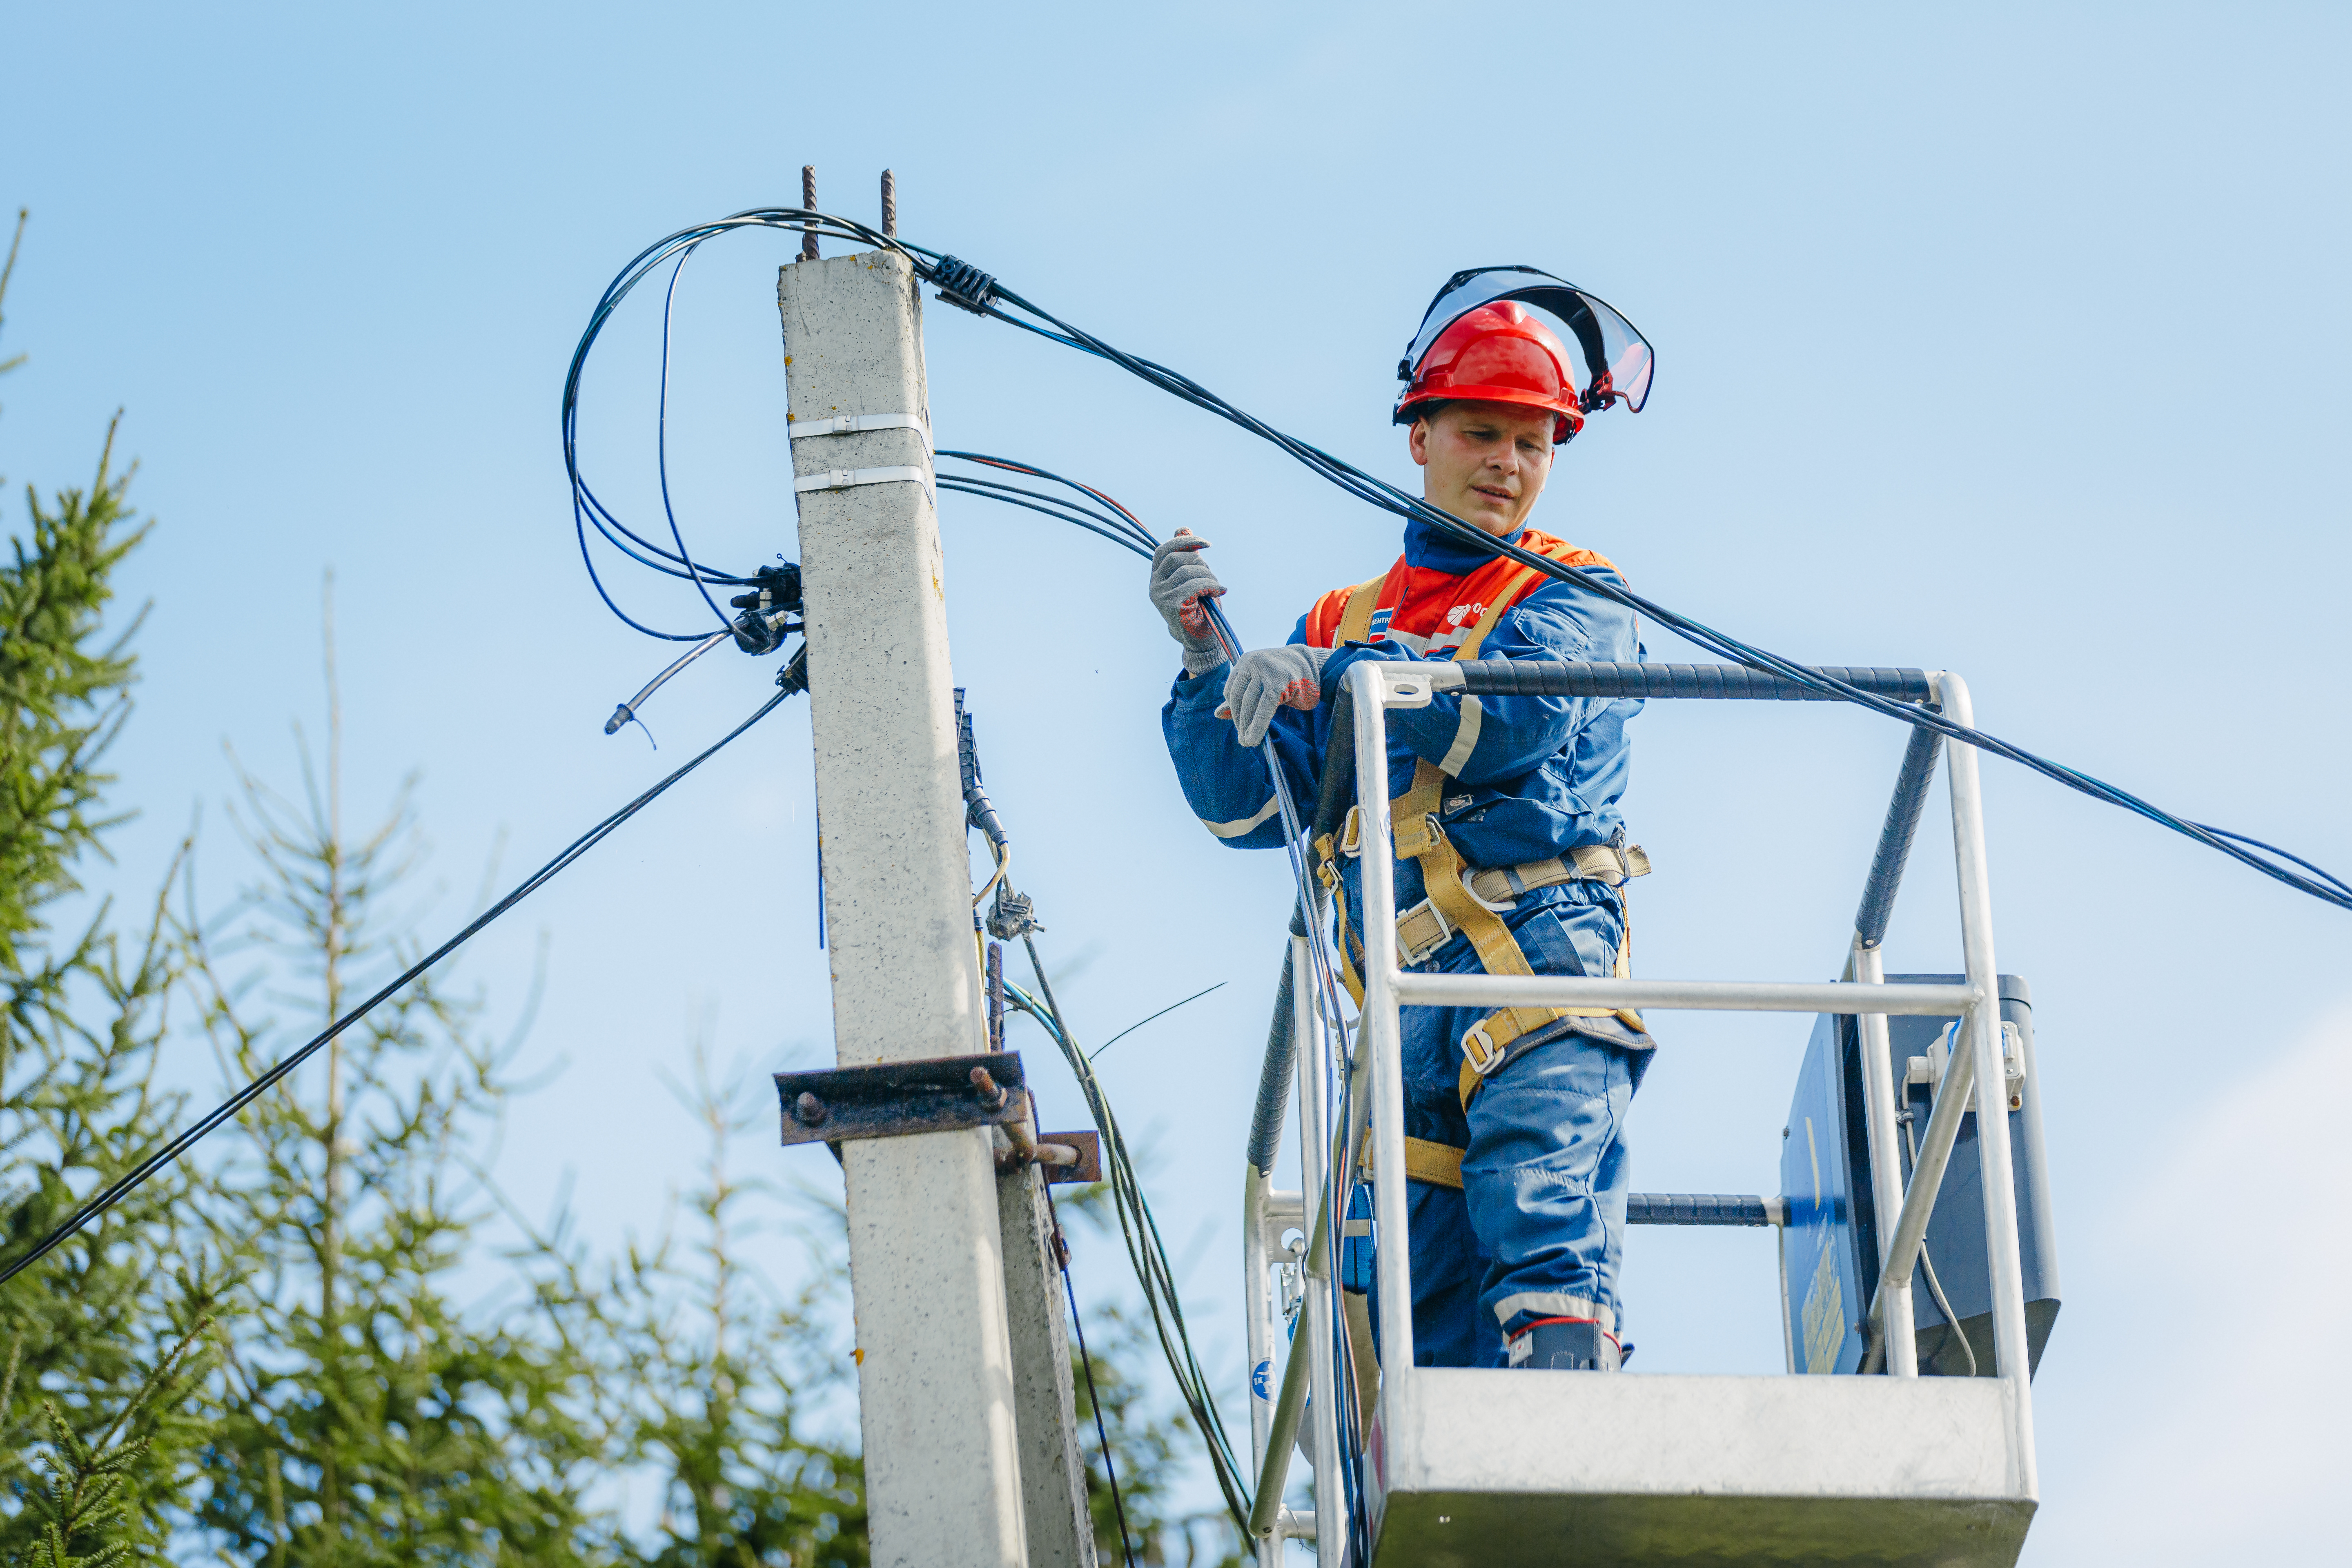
6, 3, 2348, 1559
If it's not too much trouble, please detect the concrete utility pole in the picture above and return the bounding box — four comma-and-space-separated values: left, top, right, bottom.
779, 248, 1029, 1568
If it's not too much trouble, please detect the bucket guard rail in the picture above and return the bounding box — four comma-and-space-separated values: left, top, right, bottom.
1241, 661, 2042, 1568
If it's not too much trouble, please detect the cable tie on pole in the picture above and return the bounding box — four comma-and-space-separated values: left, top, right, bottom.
788, 411, 931, 441
791, 465, 933, 494
931, 255, 998, 315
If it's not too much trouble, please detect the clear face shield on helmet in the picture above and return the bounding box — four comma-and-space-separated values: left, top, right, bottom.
1399, 266, 1655, 416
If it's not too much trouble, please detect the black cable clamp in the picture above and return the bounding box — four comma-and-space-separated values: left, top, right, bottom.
774, 642, 810, 697
986, 886, 1043, 941
931, 255, 998, 315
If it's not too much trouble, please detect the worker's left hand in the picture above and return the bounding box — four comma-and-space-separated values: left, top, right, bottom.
1219, 644, 1332, 747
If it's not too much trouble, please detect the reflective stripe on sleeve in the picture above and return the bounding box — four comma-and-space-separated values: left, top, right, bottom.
1201, 797, 1281, 838
1437, 694, 1483, 776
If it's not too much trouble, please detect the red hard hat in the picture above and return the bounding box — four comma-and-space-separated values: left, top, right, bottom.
1393, 301, 1585, 443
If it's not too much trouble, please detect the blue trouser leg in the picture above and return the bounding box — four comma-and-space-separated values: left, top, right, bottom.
1374, 889, 1650, 1367
1465, 1033, 1643, 1346
1405, 1180, 1488, 1366
1390, 1036, 1646, 1365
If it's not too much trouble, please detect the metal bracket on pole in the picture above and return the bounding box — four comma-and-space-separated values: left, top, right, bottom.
775, 1053, 1101, 1183
999, 1127, 1103, 1185
776, 1051, 1029, 1146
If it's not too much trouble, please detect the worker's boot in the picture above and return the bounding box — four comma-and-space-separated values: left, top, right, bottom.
1506, 1316, 1623, 1371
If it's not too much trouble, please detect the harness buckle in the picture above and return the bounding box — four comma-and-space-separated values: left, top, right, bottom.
1392, 898, 1455, 966
1338, 806, 1364, 859
1461, 1018, 1508, 1078
1393, 811, 1443, 858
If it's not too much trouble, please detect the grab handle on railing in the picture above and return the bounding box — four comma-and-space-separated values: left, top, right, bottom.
1443, 661, 1933, 701
1856, 719, 1944, 948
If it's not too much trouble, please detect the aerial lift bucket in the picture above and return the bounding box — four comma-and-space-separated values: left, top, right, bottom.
1242, 661, 2050, 1568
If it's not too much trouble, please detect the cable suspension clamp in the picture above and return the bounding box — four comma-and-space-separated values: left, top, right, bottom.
788, 411, 931, 441
792, 464, 934, 494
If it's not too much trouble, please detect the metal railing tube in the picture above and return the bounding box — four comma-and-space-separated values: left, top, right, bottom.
1939, 672, 2040, 1491
1246, 922, 1301, 1178
1242, 1160, 1278, 1554
1248, 1284, 1317, 1539
1859, 1028, 1976, 1373
1253, 935, 1373, 1552
1391, 972, 1975, 1016
1292, 936, 1344, 1568
1849, 938, 1918, 1377
1436, 661, 1936, 702
1855, 720, 1944, 947
1351, 663, 1420, 1399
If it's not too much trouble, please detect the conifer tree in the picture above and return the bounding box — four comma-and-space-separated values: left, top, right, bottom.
0, 206, 219, 1562
540, 1046, 866, 1568
181, 591, 604, 1566
15, 1324, 210, 1568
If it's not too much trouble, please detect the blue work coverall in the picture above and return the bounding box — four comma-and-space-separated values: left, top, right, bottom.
1161, 517, 1651, 1367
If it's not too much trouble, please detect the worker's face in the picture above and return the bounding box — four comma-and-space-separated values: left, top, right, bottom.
1410, 402, 1557, 536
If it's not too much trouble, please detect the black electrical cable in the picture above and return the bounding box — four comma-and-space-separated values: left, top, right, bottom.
935, 452, 1157, 548
0, 688, 793, 1289
1004, 958, 1254, 1534
933, 471, 1149, 548
1062, 1264, 1139, 1568
935, 477, 1152, 559
1900, 1110, 1980, 1378
939, 271, 2352, 915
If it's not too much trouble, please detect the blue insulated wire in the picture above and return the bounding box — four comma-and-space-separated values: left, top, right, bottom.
572, 493, 715, 641
656, 244, 738, 631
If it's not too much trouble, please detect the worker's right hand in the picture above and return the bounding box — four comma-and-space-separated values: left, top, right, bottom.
1150, 529, 1228, 676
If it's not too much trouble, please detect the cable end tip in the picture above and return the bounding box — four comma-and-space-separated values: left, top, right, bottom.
604, 705, 632, 736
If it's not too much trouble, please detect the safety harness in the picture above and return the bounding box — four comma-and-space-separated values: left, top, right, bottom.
1307, 536, 1652, 1189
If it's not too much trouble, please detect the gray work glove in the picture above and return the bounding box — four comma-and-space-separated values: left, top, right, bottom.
1149, 529, 1228, 676
1219, 644, 1333, 748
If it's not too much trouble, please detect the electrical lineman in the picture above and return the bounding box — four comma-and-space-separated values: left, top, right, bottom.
1155, 274, 1658, 1373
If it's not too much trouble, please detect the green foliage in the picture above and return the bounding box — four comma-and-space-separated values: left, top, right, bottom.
180, 621, 607, 1566
1057, 1185, 1244, 1568
0, 213, 147, 971
16, 1321, 210, 1568
527, 1047, 866, 1568
0, 208, 216, 1564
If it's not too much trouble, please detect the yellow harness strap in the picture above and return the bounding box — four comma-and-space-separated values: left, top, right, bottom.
1360, 1129, 1469, 1190
1403, 1136, 1466, 1189
1314, 571, 1394, 1010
